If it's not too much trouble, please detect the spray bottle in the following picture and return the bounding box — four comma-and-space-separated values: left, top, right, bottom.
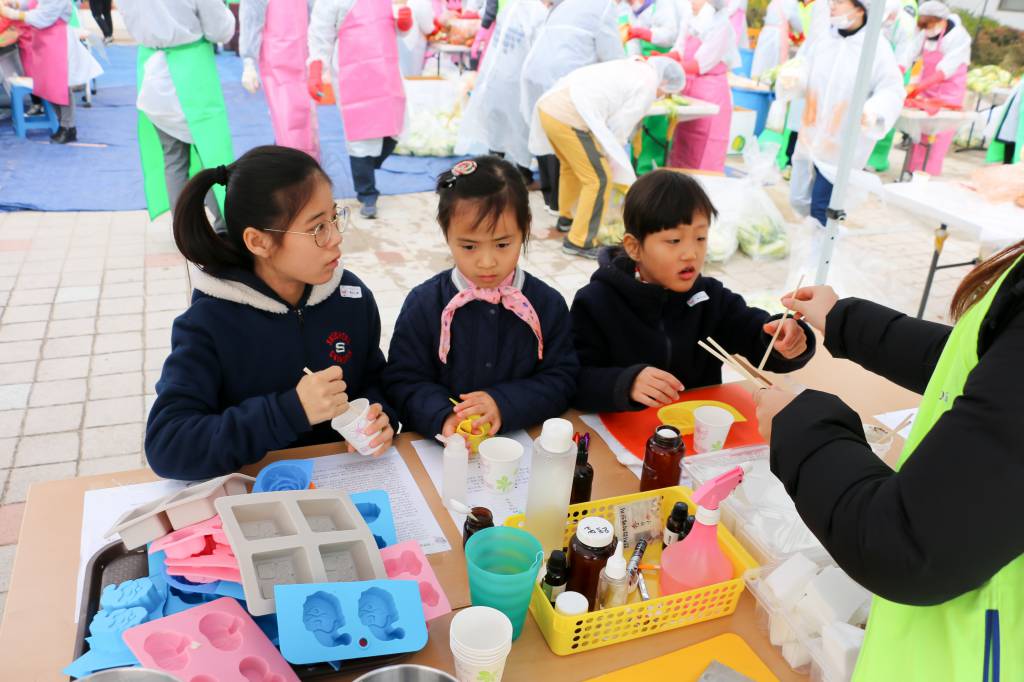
659, 465, 750, 594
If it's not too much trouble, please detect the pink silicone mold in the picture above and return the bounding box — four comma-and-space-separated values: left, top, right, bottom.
109, 474, 255, 550
123, 597, 298, 682
379, 540, 451, 622
150, 515, 241, 584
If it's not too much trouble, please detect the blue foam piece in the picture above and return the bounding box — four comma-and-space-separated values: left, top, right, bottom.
350, 490, 397, 549
275, 580, 427, 665
254, 459, 314, 493
0, 45, 467, 212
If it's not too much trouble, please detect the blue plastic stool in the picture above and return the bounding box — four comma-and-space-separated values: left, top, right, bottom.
10, 83, 59, 138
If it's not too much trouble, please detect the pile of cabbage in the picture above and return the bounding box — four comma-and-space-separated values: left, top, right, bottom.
966, 65, 1014, 95
396, 110, 461, 157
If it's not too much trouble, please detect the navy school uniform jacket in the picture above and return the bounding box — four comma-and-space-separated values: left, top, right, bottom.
570, 247, 816, 413
145, 265, 395, 480
383, 268, 579, 438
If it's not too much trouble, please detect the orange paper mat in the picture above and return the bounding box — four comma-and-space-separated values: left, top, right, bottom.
586, 633, 780, 681
599, 384, 764, 460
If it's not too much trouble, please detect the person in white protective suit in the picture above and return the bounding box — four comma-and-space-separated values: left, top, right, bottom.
396, 0, 436, 76
775, 0, 905, 226
520, 0, 624, 215
457, 0, 548, 176
865, 0, 917, 171
723, 0, 748, 49
750, 0, 801, 78
530, 57, 686, 259
623, 0, 678, 56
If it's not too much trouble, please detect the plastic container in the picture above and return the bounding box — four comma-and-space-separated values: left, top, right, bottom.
464, 526, 544, 640
214, 489, 386, 616
441, 436, 469, 509
505, 486, 758, 655
862, 424, 894, 458
565, 517, 617, 609
596, 539, 628, 609
683, 445, 830, 565
524, 418, 577, 558
380, 540, 452, 622
732, 86, 775, 135
732, 47, 755, 78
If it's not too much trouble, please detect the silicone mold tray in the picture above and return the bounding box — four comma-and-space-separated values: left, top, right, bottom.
214, 489, 387, 616
349, 490, 397, 550
254, 460, 315, 493
109, 474, 255, 550
379, 540, 451, 622
123, 597, 299, 682
275, 580, 428, 665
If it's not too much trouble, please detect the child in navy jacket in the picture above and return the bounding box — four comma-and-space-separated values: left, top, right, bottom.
571, 170, 816, 413
383, 157, 578, 438
146, 146, 396, 480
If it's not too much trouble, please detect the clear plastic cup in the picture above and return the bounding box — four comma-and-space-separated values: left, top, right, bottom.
477, 437, 523, 493
693, 406, 736, 453
863, 424, 894, 457
449, 606, 513, 682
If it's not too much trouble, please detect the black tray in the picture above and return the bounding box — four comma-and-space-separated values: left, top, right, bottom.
74, 540, 409, 679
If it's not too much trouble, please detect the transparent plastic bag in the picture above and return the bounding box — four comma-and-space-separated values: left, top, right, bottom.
736, 180, 790, 260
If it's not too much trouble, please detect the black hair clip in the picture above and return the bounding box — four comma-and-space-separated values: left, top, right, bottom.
440, 159, 478, 189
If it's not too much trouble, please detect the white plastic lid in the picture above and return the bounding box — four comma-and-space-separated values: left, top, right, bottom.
575, 516, 615, 549
657, 427, 677, 438
540, 418, 575, 453
604, 539, 627, 580
554, 591, 589, 616
445, 437, 468, 456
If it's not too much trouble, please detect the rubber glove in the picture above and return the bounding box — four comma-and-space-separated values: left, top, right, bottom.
907, 71, 944, 99
470, 24, 493, 59
429, 17, 444, 36
627, 25, 653, 42
395, 6, 413, 32
241, 58, 261, 94
307, 60, 333, 104
683, 57, 700, 75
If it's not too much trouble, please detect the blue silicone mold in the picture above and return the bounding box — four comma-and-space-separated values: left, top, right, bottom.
350, 490, 397, 550
254, 459, 315, 493
275, 580, 427, 664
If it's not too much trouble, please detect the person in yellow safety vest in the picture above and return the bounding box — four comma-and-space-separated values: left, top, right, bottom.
756, 240, 1024, 682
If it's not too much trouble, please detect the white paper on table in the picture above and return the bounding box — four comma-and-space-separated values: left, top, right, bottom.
874, 408, 918, 439
311, 448, 451, 555
411, 430, 536, 530
76, 479, 187, 623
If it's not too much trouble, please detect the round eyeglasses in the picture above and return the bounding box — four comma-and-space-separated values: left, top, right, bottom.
264, 204, 350, 247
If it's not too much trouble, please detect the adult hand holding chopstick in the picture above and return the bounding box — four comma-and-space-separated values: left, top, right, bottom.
780, 284, 839, 334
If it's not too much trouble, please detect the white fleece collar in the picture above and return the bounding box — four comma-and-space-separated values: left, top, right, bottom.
189, 263, 345, 314
451, 267, 526, 292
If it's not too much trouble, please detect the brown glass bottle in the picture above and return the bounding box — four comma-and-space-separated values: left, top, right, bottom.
639, 425, 685, 492
462, 507, 495, 548
565, 516, 617, 610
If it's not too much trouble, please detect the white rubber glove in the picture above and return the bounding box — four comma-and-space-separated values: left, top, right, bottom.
242, 58, 261, 94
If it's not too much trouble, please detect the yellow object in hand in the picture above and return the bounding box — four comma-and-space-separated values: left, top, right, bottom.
456, 416, 491, 453
657, 400, 746, 436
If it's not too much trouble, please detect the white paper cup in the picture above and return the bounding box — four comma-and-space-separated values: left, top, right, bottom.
693, 406, 735, 453
450, 607, 513, 682
477, 437, 523, 493
331, 398, 378, 456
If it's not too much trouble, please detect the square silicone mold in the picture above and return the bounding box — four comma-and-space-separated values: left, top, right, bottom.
123, 597, 298, 682
379, 540, 451, 622
275, 580, 428, 665
349, 490, 398, 549
108, 474, 255, 550
214, 489, 386, 616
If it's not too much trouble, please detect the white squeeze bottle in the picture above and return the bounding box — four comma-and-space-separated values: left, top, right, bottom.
441, 435, 469, 511
524, 418, 577, 557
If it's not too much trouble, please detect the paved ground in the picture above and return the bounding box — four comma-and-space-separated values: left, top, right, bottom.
0, 9, 992, 623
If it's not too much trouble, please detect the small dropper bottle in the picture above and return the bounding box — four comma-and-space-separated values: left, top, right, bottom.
597, 539, 628, 609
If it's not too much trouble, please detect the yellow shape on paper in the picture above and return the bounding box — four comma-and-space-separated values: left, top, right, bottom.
656, 400, 746, 435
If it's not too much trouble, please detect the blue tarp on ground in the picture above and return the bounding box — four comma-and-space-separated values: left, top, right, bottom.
0, 45, 458, 212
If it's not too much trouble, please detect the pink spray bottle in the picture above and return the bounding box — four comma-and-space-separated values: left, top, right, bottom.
659, 465, 750, 594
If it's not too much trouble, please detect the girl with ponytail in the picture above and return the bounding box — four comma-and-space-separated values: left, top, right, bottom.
146, 145, 396, 480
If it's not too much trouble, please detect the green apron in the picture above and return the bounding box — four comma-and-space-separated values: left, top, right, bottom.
136, 40, 234, 219
868, 68, 912, 171
69, 0, 80, 29
853, 255, 1024, 682
986, 89, 1024, 165
633, 115, 671, 174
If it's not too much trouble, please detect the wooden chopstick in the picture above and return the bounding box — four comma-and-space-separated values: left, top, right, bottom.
758, 274, 807, 372
732, 354, 774, 388
698, 339, 771, 389
697, 339, 733, 367
890, 413, 914, 435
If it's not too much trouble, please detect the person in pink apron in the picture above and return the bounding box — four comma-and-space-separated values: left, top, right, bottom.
240, 0, 320, 160
665, 0, 737, 172
725, 0, 749, 49
308, 0, 414, 219
905, 0, 970, 176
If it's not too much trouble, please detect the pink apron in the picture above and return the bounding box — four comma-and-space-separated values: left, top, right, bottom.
907, 32, 967, 176
17, 23, 33, 78
668, 35, 732, 171
336, 0, 406, 142
260, 0, 320, 160
29, 17, 68, 106
730, 8, 747, 49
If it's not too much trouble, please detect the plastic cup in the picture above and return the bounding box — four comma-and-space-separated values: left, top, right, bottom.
464, 526, 543, 640
449, 606, 513, 682
863, 424, 894, 457
331, 398, 377, 456
693, 406, 735, 453
477, 437, 523, 493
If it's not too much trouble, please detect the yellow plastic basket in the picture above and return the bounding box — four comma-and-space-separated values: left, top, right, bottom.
504, 486, 759, 655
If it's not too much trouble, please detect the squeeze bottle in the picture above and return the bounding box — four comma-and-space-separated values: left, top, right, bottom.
659, 465, 750, 594
441, 435, 469, 511
524, 418, 577, 557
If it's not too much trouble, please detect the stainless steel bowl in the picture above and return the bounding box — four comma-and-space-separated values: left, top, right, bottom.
78, 670, 181, 682
354, 664, 459, 682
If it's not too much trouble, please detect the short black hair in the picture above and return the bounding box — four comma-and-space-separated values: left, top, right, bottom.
436, 155, 531, 244
623, 169, 718, 241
